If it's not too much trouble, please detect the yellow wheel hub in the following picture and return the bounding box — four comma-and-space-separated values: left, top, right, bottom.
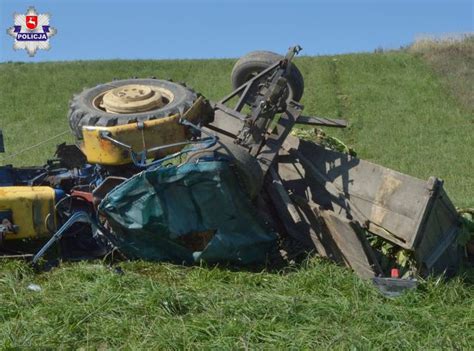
101, 84, 172, 113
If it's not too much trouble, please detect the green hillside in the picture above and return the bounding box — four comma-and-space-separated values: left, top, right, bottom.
0, 42, 473, 349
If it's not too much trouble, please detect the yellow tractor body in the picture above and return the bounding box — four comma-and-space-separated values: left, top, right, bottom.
79, 97, 207, 166
0, 186, 58, 240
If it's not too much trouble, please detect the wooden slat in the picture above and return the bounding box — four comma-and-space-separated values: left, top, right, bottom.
297, 116, 348, 128
265, 175, 315, 251
319, 211, 382, 279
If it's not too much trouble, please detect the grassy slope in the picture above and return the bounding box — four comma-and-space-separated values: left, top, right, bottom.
0, 51, 473, 349
408, 35, 474, 112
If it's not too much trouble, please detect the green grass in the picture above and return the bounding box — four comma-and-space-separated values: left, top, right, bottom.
1, 260, 473, 349
0, 45, 473, 348
408, 34, 474, 112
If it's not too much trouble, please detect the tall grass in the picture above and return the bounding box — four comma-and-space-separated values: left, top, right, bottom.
1, 259, 473, 349
409, 33, 473, 53
408, 33, 474, 111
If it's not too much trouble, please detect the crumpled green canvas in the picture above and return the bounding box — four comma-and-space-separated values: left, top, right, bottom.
99, 161, 276, 265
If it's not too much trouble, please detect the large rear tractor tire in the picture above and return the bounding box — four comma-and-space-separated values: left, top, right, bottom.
231, 51, 305, 104
186, 139, 263, 199
68, 79, 197, 139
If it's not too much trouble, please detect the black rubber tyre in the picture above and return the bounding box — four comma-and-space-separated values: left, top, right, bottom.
68, 79, 197, 139
231, 50, 305, 103
186, 139, 263, 199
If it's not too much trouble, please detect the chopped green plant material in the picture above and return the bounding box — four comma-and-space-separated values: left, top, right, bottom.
458, 208, 474, 246
292, 128, 357, 156
366, 231, 416, 276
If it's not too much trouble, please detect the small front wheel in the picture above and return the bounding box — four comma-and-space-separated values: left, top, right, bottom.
231, 50, 305, 105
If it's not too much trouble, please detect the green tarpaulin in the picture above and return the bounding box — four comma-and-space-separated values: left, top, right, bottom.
99, 161, 276, 265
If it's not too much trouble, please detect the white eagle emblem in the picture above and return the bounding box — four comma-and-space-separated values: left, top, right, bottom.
6, 6, 57, 57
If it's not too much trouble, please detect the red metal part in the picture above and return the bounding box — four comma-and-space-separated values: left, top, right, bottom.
70, 190, 94, 203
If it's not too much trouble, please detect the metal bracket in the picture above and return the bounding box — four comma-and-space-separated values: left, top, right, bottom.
32, 211, 95, 264
0, 130, 4, 153
98, 119, 218, 168
218, 45, 302, 113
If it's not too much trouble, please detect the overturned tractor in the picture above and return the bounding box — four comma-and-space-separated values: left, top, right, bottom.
0, 46, 468, 289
